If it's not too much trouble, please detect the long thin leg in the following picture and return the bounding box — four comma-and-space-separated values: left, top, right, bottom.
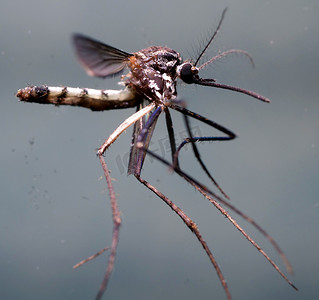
169, 103, 236, 145
135, 103, 231, 200
134, 173, 232, 300
164, 108, 179, 167
95, 103, 157, 299
143, 148, 297, 288
98, 102, 156, 155
73, 246, 110, 269
131, 105, 178, 177
182, 112, 231, 199
162, 104, 230, 199
131, 106, 295, 296
95, 155, 121, 300
130, 106, 233, 298
167, 104, 294, 274
170, 103, 236, 199
73, 102, 157, 300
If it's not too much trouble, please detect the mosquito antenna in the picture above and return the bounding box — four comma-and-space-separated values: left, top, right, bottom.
198, 49, 255, 70
194, 8, 227, 66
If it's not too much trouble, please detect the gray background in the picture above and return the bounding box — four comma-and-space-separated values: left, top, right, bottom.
1, 0, 318, 299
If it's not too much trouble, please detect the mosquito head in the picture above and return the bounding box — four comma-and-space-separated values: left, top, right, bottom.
177, 61, 270, 103
177, 54, 270, 103
177, 62, 202, 84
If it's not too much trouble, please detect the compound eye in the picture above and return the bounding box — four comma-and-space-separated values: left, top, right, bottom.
178, 63, 198, 84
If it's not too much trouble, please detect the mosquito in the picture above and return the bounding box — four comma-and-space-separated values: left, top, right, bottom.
17, 8, 297, 300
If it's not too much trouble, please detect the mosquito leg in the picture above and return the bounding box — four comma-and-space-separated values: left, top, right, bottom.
130, 108, 232, 298
134, 173, 232, 300
181, 173, 297, 287
163, 106, 229, 198
183, 112, 231, 199
98, 102, 156, 155
73, 246, 110, 269
74, 104, 155, 261
168, 104, 294, 274
169, 103, 236, 150
185, 175, 297, 287
170, 103, 236, 199
72, 102, 157, 299
93, 155, 121, 300
164, 108, 179, 167
144, 148, 297, 288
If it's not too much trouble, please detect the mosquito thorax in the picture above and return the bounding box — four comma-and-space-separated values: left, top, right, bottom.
127, 46, 182, 101
176, 62, 199, 84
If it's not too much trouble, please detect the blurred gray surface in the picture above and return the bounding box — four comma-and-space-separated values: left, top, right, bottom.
1, 0, 318, 299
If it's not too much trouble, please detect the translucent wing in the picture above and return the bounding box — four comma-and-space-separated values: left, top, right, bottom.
73, 34, 133, 78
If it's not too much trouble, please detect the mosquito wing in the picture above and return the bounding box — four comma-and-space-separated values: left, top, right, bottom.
73, 34, 133, 78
